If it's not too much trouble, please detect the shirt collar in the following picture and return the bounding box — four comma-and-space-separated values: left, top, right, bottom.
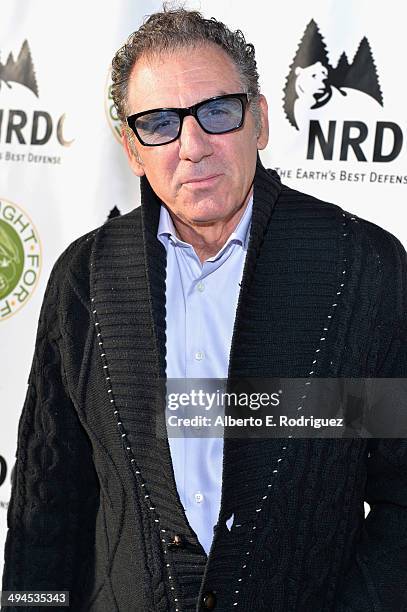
157, 194, 253, 251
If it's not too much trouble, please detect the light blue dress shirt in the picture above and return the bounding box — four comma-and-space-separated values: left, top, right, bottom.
157, 196, 252, 555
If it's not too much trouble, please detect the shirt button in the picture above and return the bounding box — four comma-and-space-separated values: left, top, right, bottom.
195, 351, 204, 361
202, 591, 217, 609
194, 491, 204, 504
197, 281, 205, 292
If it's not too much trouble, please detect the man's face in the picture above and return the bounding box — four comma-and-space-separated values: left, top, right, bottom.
122, 43, 269, 227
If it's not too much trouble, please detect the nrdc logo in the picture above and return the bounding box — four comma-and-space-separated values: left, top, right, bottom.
0, 40, 73, 147
283, 20, 403, 163
0, 199, 42, 321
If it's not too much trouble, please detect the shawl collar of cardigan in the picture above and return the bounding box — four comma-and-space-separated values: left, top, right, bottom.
87, 156, 375, 609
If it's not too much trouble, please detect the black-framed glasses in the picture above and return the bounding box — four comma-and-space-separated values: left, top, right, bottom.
126, 93, 250, 146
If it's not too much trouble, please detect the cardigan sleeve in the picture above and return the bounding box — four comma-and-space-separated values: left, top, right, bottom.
1, 255, 100, 611
336, 233, 407, 611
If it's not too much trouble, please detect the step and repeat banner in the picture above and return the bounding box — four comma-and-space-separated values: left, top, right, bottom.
1, 0, 406, 576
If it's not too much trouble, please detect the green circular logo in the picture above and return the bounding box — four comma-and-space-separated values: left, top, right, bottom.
0, 220, 24, 299
0, 199, 42, 321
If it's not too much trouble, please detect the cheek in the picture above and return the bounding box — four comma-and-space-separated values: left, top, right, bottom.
145, 154, 178, 191
223, 142, 256, 177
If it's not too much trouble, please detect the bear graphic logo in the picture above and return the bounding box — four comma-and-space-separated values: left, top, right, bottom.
0, 40, 38, 97
283, 20, 383, 130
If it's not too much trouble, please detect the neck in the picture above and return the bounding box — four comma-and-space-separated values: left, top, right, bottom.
169, 188, 253, 264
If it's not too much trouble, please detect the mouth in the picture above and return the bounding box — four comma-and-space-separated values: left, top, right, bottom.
182, 174, 222, 187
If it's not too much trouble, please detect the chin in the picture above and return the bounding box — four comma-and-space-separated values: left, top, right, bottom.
189, 204, 230, 223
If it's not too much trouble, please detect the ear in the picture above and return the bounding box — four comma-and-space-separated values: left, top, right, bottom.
295, 66, 302, 75
256, 94, 269, 151
121, 126, 145, 177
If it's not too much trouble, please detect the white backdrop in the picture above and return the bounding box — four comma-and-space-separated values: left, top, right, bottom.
1, 0, 406, 578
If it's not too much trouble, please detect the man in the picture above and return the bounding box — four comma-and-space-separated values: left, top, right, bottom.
2, 7, 407, 612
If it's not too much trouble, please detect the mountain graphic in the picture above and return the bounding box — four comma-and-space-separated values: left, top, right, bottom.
283, 20, 383, 129
0, 40, 38, 97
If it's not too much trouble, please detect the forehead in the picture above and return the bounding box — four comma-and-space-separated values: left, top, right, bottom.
126, 43, 243, 113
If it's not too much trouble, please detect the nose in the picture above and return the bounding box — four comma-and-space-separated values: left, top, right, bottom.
178, 115, 213, 162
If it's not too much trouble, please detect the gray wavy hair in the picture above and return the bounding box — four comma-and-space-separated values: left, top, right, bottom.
111, 5, 262, 137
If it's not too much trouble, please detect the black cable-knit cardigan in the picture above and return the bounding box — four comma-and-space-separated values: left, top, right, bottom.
2, 159, 407, 612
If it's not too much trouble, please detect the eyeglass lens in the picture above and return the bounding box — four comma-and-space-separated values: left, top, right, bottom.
135, 96, 243, 145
